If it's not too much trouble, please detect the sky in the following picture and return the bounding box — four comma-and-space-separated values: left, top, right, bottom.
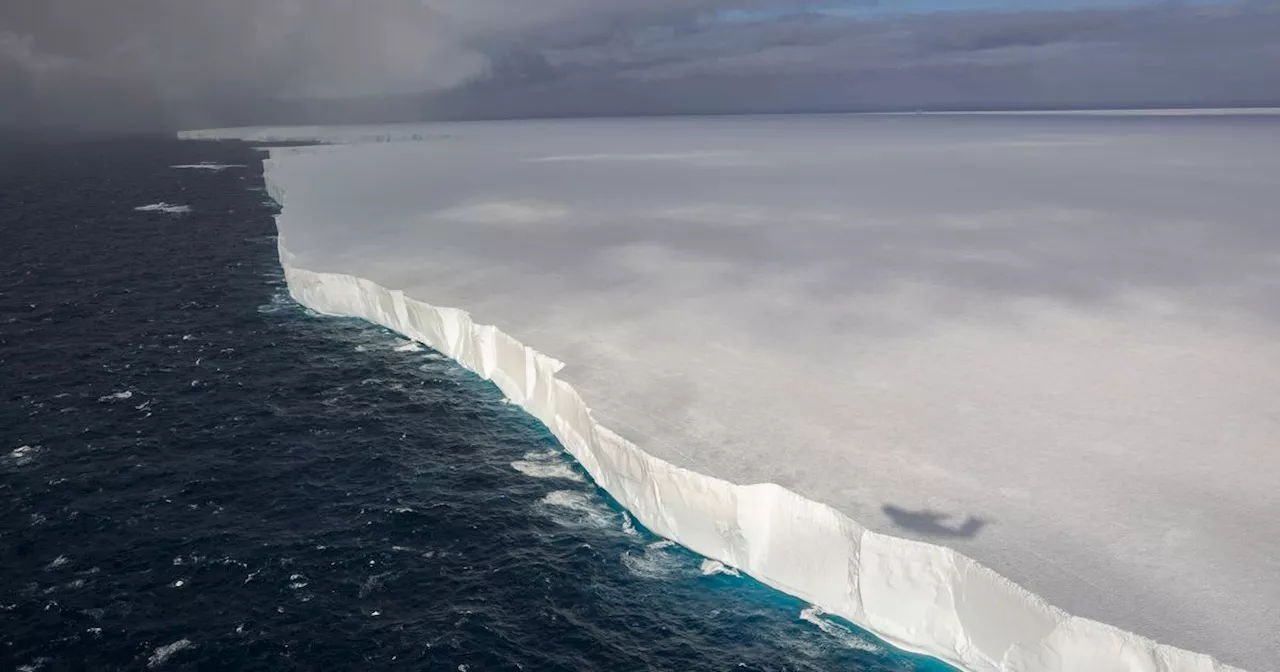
1, 0, 1277, 131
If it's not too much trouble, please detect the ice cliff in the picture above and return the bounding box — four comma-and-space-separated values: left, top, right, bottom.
262, 150, 1248, 672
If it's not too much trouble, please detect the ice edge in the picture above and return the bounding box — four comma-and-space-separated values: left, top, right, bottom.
261, 152, 1244, 672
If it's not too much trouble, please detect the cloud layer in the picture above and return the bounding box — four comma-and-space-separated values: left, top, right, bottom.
1, 0, 1277, 130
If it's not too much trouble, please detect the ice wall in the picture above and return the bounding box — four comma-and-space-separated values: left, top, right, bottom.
264, 154, 1247, 672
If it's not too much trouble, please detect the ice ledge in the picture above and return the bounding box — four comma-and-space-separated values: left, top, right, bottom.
264, 156, 1244, 672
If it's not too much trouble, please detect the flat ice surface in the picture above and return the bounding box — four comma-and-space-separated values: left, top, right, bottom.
229, 115, 1277, 669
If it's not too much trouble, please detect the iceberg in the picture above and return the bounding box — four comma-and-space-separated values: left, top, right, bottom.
184, 114, 1280, 671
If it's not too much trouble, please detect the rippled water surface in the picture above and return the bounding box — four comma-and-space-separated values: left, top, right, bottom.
0, 138, 952, 671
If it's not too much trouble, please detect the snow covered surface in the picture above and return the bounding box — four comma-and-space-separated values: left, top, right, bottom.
879, 108, 1280, 117
186, 115, 1279, 671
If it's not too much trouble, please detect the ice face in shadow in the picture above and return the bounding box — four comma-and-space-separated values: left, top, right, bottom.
187, 113, 1280, 671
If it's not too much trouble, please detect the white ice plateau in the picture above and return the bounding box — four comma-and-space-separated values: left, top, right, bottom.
180, 114, 1280, 671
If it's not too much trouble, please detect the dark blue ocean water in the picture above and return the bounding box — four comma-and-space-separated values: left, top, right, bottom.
0, 138, 952, 671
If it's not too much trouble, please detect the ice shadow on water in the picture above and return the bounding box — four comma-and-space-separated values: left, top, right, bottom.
881, 504, 987, 539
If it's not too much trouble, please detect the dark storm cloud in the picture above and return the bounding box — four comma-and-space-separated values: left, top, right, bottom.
1, 0, 1277, 130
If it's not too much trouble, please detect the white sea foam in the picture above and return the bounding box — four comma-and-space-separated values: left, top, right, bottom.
147, 639, 194, 668
699, 559, 740, 577
97, 390, 133, 402
539, 490, 616, 529
393, 342, 423, 352
8, 445, 39, 466
620, 511, 640, 537
17, 658, 50, 672
134, 203, 191, 214
800, 607, 883, 654
510, 459, 583, 481
621, 540, 686, 580
44, 555, 70, 571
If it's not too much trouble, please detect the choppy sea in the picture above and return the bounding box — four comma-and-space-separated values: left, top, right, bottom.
0, 138, 951, 671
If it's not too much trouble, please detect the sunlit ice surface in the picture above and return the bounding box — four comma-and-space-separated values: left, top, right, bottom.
187, 113, 1280, 670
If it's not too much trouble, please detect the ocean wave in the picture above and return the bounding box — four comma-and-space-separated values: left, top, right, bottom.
620, 540, 688, 580
799, 606, 883, 654
699, 559, 740, 577
97, 390, 133, 402
538, 490, 618, 530
510, 451, 583, 481
8, 445, 40, 466
147, 639, 194, 668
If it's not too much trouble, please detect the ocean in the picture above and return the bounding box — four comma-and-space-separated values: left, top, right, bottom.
0, 137, 950, 671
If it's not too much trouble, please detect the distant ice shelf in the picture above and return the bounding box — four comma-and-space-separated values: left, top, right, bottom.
134, 202, 191, 214
181, 114, 1280, 671
171, 162, 246, 171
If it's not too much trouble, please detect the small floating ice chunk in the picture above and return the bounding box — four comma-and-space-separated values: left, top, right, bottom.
393, 342, 422, 352
98, 390, 133, 402
699, 559, 740, 577
134, 203, 191, 214
147, 639, 194, 668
